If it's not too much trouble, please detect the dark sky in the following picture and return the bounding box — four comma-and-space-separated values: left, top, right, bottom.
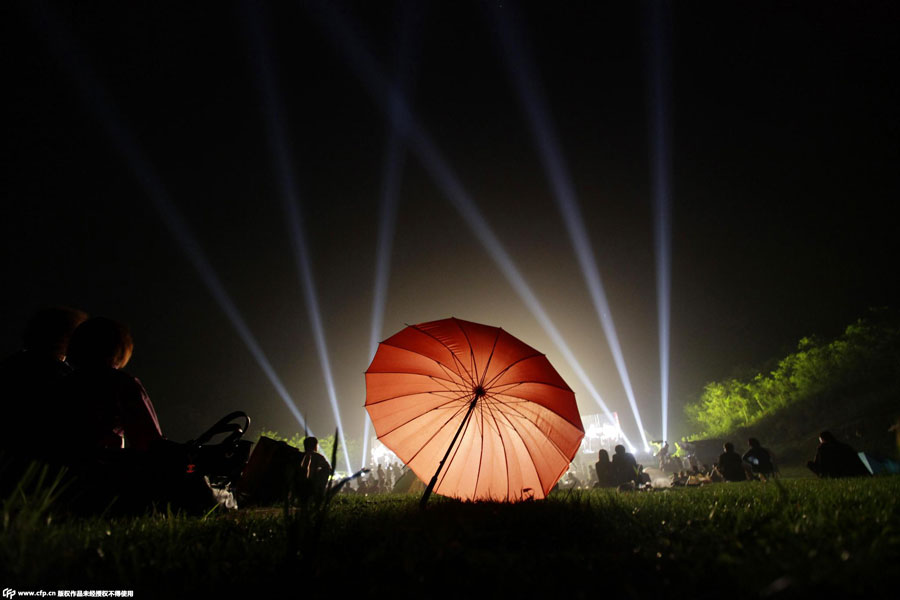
4, 1, 899, 453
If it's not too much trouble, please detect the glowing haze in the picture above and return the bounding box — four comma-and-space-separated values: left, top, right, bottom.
6, 2, 897, 462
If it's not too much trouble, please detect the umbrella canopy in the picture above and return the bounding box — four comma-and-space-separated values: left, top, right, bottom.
365, 318, 585, 502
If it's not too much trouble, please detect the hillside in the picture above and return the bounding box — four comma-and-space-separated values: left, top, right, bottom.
682, 309, 900, 466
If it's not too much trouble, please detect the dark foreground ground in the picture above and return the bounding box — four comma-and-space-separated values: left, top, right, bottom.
2, 475, 899, 599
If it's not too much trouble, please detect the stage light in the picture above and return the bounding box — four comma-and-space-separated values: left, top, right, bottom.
490, 5, 652, 451
33, 4, 312, 435
307, 1, 636, 450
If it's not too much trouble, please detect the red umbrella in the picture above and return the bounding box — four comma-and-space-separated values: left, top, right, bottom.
365, 318, 584, 503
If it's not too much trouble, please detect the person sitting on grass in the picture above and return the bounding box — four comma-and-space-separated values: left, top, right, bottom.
0, 306, 87, 464
45, 317, 175, 515
595, 449, 614, 487
717, 442, 747, 482
742, 438, 776, 480
807, 431, 870, 478
564, 468, 583, 490
57, 317, 163, 457
611, 444, 639, 486
300, 436, 332, 499
0, 307, 87, 498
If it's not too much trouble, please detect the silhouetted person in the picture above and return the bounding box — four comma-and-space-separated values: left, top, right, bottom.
300, 436, 332, 499
656, 441, 670, 470
377, 464, 387, 492
388, 463, 398, 488
717, 442, 747, 482
564, 469, 583, 490
611, 444, 639, 485
807, 431, 870, 478
56, 317, 162, 458
0, 306, 87, 462
742, 438, 775, 479
595, 449, 613, 487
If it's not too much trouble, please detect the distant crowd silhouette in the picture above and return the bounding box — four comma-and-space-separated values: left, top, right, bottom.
591, 445, 651, 490
586, 429, 881, 490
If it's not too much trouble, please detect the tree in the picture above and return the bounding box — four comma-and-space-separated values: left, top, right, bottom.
684, 312, 900, 439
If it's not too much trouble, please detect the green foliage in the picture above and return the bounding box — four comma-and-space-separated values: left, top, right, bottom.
684, 313, 900, 439
1, 459, 72, 584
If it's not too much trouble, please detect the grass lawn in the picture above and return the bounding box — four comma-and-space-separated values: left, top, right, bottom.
3, 474, 898, 599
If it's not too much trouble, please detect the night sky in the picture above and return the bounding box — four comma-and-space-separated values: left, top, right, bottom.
4, 1, 899, 453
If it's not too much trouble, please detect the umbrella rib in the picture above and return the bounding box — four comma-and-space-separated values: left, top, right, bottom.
422, 369, 473, 400
375, 394, 471, 440
426, 372, 472, 396
487, 394, 574, 495
486, 382, 527, 397
402, 397, 473, 466
408, 323, 476, 386
482, 398, 512, 500
484, 395, 575, 465
482, 395, 547, 496
431, 360, 470, 391
375, 341, 470, 385
454, 318, 480, 385
481, 352, 542, 390
478, 327, 503, 388
367, 371, 466, 389
490, 379, 573, 393
481, 381, 561, 402
489, 390, 584, 431
484, 382, 575, 407
367, 372, 469, 406
366, 342, 458, 375
367, 387, 471, 408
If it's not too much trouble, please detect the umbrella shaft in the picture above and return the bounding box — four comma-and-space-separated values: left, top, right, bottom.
420, 396, 478, 508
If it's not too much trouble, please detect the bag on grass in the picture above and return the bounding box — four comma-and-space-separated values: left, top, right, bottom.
151, 411, 253, 513
235, 435, 305, 506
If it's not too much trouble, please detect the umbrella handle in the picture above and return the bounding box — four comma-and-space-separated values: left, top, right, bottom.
420, 396, 479, 509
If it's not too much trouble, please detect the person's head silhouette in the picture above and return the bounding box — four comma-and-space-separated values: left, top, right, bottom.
66, 317, 134, 369
23, 306, 87, 361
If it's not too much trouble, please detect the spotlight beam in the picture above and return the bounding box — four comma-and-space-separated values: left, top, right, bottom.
30, 3, 312, 434
364, 126, 404, 469
363, 2, 424, 471
646, 0, 673, 443
244, 1, 352, 473
308, 1, 636, 450
491, 5, 652, 451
